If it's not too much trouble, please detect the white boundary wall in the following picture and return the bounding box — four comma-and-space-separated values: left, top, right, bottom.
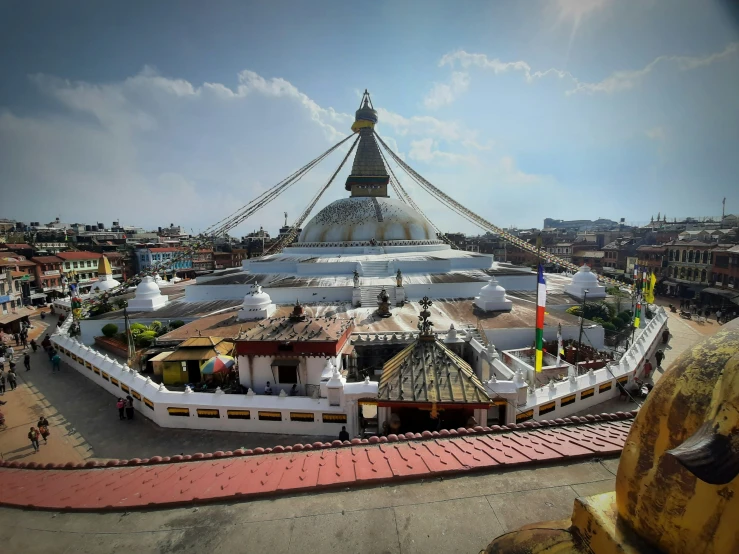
515, 307, 668, 423
50, 308, 666, 435
50, 318, 377, 437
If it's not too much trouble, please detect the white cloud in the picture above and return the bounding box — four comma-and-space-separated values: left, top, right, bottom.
567, 42, 739, 94
422, 71, 470, 110
408, 138, 477, 165
440, 51, 573, 83
439, 42, 739, 97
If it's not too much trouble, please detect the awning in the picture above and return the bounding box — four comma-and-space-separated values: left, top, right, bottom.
0, 313, 29, 325
30, 292, 47, 299
701, 287, 739, 301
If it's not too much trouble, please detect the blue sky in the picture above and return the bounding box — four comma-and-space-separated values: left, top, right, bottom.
1, 0, 738, 235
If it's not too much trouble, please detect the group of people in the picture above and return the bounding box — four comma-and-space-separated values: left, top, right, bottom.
262, 382, 299, 396
679, 300, 738, 323
27, 416, 50, 453
116, 395, 135, 420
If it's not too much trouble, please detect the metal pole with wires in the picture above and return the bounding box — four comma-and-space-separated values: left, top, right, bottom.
574, 289, 589, 372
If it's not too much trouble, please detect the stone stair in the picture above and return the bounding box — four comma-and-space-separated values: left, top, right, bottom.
360, 285, 396, 307
464, 325, 489, 347
359, 260, 389, 277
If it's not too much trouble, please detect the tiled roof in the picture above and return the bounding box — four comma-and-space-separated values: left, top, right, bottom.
0, 243, 31, 249
31, 256, 64, 264
56, 251, 102, 260
0, 412, 635, 511
240, 316, 354, 342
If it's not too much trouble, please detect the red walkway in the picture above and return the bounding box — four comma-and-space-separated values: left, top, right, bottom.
0, 413, 634, 511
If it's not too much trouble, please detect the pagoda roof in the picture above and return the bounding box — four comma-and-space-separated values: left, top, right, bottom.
379, 338, 491, 404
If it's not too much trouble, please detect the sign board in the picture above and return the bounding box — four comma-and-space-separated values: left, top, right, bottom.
44, 270, 60, 276
0, 295, 10, 304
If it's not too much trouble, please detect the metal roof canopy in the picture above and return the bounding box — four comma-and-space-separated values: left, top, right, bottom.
378, 338, 491, 404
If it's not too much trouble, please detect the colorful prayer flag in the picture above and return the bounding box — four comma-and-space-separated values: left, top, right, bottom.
535, 264, 546, 372
634, 299, 641, 329
556, 322, 564, 366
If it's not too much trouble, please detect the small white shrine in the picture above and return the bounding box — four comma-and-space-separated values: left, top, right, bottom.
127, 276, 169, 311
474, 278, 513, 312
564, 265, 607, 300
237, 285, 276, 321
90, 256, 120, 294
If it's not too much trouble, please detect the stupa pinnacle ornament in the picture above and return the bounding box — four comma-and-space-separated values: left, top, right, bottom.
345, 90, 390, 197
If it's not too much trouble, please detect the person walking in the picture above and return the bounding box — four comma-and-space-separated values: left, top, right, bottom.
7, 370, 16, 391
23, 352, 31, 372
643, 360, 653, 379
125, 395, 134, 420
14, 333, 20, 346
6, 345, 14, 361
28, 427, 40, 452
21, 334, 28, 349
655, 350, 665, 369
116, 398, 125, 420
51, 351, 61, 372
339, 426, 350, 441
37, 416, 50, 444
0, 373, 5, 395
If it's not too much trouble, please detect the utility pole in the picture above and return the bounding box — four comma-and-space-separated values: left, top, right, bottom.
574, 289, 589, 372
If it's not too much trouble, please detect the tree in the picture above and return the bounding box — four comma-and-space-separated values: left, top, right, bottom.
101, 324, 118, 338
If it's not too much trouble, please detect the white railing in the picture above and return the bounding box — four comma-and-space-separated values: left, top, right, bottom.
50, 321, 351, 437
516, 307, 668, 422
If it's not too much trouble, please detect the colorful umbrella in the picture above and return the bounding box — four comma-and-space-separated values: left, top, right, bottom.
201, 355, 235, 375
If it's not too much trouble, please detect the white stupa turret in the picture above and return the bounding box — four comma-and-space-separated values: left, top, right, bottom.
153, 273, 171, 287
474, 278, 513, 312
90, 256, 120, 294
237, 285, 276, 321
127, 276, 168, 311
564, 264, 607, 299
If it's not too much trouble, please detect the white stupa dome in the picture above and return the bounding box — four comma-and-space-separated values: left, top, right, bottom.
474, 278, 512, 312
564, 265, 607, 299
91, 276, 120, 293
237, 285, 276, 320
127, 276, 168, 311
299, 197, 436, 243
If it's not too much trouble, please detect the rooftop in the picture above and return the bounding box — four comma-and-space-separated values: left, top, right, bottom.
379, 339, 491, 404
31, 256, 64, 264
88, 298, 240, 321
239, 316, 354, 342
56, 251, 103, 260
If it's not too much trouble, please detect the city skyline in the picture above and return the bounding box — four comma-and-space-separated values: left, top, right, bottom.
1, 0, 738, 234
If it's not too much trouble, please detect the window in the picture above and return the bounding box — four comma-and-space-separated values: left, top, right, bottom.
273, 360, 299, 384
65, 262, 71, 269
688, 250, 694, 263
701, 269, 707, 282
73, 262, 78, 268
681, 250, 687, 262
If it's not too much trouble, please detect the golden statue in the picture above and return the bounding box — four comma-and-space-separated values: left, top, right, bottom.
483, 319, 739, 554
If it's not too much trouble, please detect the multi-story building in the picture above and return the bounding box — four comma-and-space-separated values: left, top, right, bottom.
192, 249, 214, 272
601, 238, 638, 275
0, 253, 37, 308
710, 245, 739, 290
635, 245, 667, 278
56, 251, 104, 293
31, 256, 65, 298
545, 242, 574, 263
135, 247, 192, 275
664, 240, 713, 296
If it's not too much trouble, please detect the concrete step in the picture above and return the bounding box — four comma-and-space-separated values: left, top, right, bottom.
360, 285, 396, 307
359, 260, 389, 277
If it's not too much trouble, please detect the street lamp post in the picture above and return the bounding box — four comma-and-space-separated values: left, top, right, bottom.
574, 289, 589, 373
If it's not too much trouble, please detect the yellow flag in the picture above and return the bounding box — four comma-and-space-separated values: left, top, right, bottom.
644, 272, 656, 303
